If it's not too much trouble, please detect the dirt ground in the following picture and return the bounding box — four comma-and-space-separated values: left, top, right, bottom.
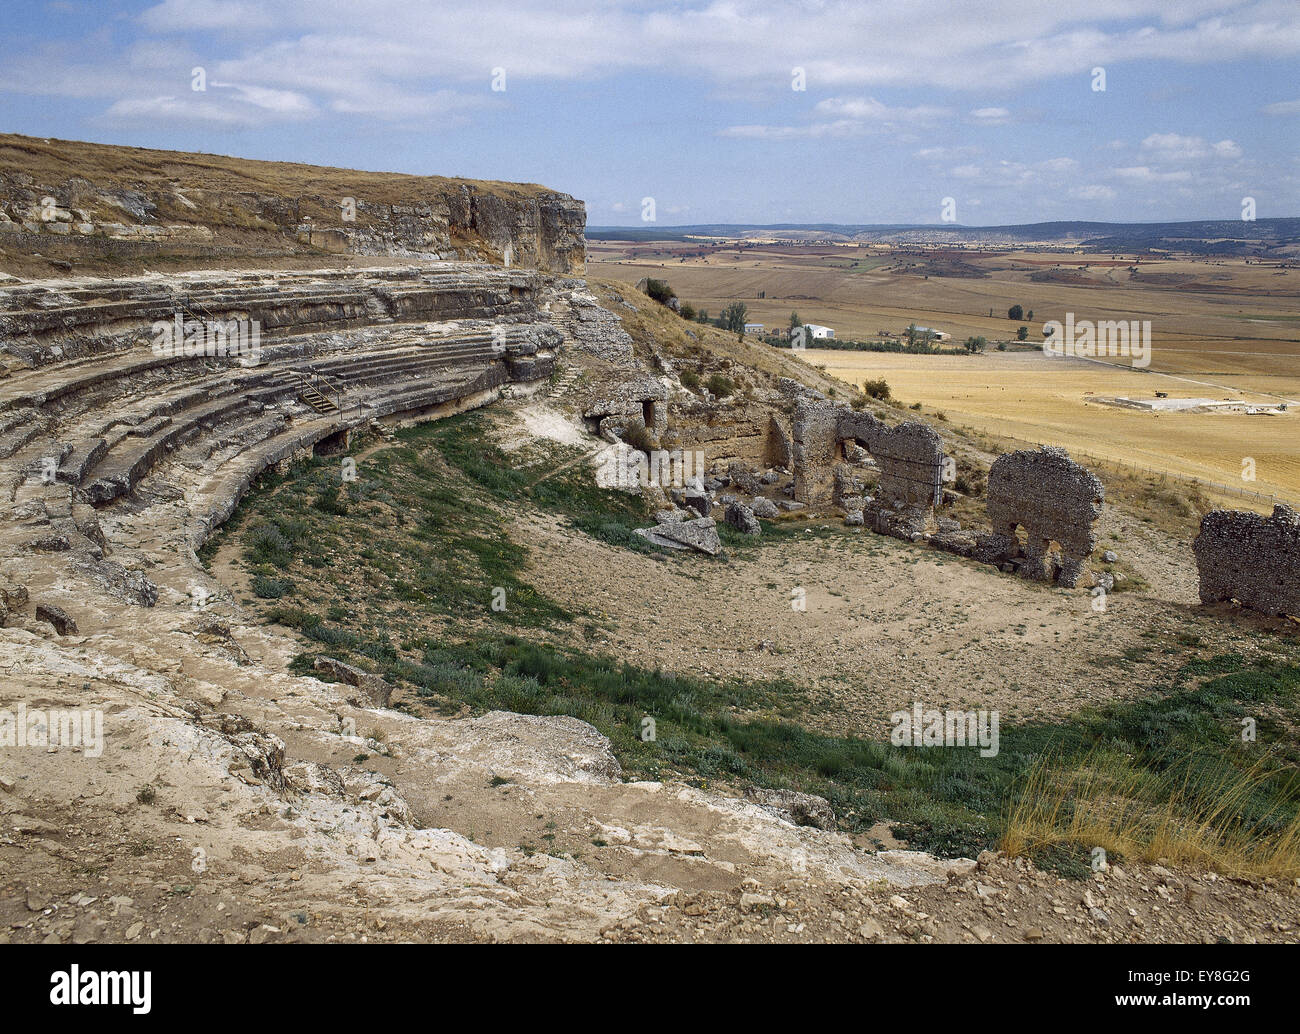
499, 403, 1279, 737
5, 796, 1297, 944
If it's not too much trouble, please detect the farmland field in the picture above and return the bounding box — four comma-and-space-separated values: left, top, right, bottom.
589, 239, 1300, 507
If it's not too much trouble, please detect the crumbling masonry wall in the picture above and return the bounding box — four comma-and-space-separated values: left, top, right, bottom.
837, 411, 945, 508
791, 401, 842, 507
981, 447, 1103, 588
793, 401, 944, 536
1193, 504, 1300, 617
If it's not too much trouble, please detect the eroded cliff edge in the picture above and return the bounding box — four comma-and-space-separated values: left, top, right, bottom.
0, 134, 586, 277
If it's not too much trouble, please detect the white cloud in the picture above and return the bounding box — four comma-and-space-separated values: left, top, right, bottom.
103, 95, 273, 127
721, 95, 950, 139
1141, 132, 1212, 159
1071, 184, 1117, 201
140, 0, 277, 32
814, 97, 949, 123
11, 0, 1293, 131
1262, 97, 1300, 114
913, 145, 979, 160
1037, 157, 1079, 174
1137, 133, 1243, 163
209, 82, 315, 116
1113, 165, 1195, 182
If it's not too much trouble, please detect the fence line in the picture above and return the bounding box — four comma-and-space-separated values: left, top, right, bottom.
1025, 441, 1292, 508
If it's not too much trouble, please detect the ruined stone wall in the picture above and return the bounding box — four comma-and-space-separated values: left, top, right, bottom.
765, 414, 792, 469
666, 403, 777, 470
792, 401, 944, 517
838, 411, 945, 509
983, 446, 1103, 587
791, 401, 842, 506
1193, 504, 1300, 617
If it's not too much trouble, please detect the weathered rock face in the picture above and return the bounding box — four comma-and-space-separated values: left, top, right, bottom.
0, 133, 585, 275
633, 516, 723, 555
983, 447, 1104, 588
1193, 504, 1300, 617
313, 656, 395, 708
725, 501, 761, 536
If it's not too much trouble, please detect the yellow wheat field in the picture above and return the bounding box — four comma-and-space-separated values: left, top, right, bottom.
591, 242, 1300, 505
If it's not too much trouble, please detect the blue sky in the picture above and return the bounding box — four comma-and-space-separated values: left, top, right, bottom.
1, 0, 1297, 225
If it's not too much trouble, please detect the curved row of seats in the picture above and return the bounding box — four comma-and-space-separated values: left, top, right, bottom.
0, 265, 560, 525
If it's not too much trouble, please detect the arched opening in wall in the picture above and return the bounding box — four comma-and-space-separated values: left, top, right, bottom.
1044, 539, 1066, 581
642, 399, 656, 429
313, 428, 350, 457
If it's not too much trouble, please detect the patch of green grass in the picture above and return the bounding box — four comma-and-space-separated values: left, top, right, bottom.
251, 575, 294, 599
287, 601, 1300, 870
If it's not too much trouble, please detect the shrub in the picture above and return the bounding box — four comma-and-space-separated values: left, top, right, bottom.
622, 421, 655, 453
313, 486, 349, 515
706, 373, 735, 397
252, 575, 294, 599
643, 278, 676, 305
862, 377, 891, 401
246, 523, 295, 569
680, 369, 701, 393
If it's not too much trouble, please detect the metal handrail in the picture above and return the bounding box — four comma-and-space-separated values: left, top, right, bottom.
288, 367, 343, 413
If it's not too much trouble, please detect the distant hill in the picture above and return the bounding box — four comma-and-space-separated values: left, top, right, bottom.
589, 219, 1300, 256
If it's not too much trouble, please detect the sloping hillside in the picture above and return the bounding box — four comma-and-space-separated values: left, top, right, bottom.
0, 134, 585, 277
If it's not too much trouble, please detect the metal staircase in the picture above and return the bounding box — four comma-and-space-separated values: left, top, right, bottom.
289, 369, 341, 414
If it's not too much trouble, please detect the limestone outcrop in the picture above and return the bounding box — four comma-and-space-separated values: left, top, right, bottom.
0, 262, 585, 649
633, 515, 723, 555
0, 134, 585, 275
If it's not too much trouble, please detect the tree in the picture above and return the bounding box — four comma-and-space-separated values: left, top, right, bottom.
695, 309, 709, 324
1008, 304, 1024, 320
963, 335, 987, 354
1026, 309, 1034, 321
721, 302, 748, 334
679, 302, 696, 321
788, 311, 801, 330
1017, 325, 1029, 341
